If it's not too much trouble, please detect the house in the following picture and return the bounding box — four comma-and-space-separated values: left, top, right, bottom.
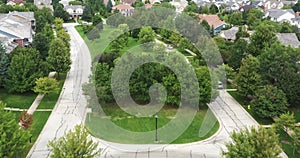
112, 4, 134, 16
0, 37, 18, 54
7, 0, 25, 5
276, 33, 300, 48
257, 0, 284, 11
170, 0, 188, 13
291, 16, 300, 28
121, 0, 136, 5
0, 11, 35, 48
34, 0, 53, 11
219, 27, 239, 41
264, 9, 295, 23
199, 14, 228, 34
64, 5, 83, 20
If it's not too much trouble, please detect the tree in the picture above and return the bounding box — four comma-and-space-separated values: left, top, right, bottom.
19, 110, 33, 130
234, 55, 262, 98
32, 33, 50, 60
201, 20, 210, 31
227, 38, 248, 70
5, 48, 43, 93
46, 38, 71, 77
109, 28, 128, 52
92, 14, 103, 30
200, 5, 209, 14
54, 3, 70, 21
0, 101, 31, 158
292, 2, 300, 12
251, 85, 288, 118
209, 4, 219, 14
82, 4, 92, 22
48, 125, 101, 158
34, 7, 54, 33
138, 26, 156, 44
249, 23, 277, 56
223, 126, 282, 158
0, 42, 9, 87
228, 12, 243, 25
273, 112, 296, 133
183, 2, 198, 13
246, 8, 264, 29
280, 22, 293, 33
33, 77, 60, 94
138, 26, 156, 49
106, 0, 113, 12
42, 23, 54, 41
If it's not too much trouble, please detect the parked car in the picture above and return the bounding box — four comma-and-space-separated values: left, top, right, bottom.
218, 81, 223, 89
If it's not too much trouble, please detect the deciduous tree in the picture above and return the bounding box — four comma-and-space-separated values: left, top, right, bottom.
5, 48, 43, 93
0, 101, 31, 158
0, 42, 9, 87
234, 55, 262, 98
251, 85, 288, 118
48, 125, 101, 158
46, 38, 71, 77
33, 77, 60, 94
223, 126, 282, 158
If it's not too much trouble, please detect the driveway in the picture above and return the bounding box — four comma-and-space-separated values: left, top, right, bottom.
26, 23, 91, 158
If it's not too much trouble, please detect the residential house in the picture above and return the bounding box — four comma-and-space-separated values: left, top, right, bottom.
170, 0, 188, 13
34, 0, 53, 11
264, 9, 295, 23
291, 16, 300, 28
64, 5, 83, 20
121, 0, 136, 5
7, 0, 25, 5
0, 11, 35, 49
257, 0, 284, 11
276, 33, 300, 48
219, 26, 239, 41
112, 4, 134, 16
0, 37, 18, 54
199, 14, 227, 34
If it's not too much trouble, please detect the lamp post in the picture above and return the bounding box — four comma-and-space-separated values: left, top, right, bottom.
155, 113, 158, 143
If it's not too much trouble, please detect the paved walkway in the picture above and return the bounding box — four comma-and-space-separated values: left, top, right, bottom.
26, 23, 91, 158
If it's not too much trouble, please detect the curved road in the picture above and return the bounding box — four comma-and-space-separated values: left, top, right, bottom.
27, 24, 286, 158
27, 23, 91, 158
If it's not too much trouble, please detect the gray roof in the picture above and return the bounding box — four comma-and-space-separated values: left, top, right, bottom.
0, 11, 34, 41
266, 9, 295, 19
220, 26, 239, 41
0, 37, 18, 54
64, 5, 83, 10
276, 33, 300, 48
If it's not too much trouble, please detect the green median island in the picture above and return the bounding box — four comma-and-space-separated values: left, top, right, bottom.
77, 24, 220, 144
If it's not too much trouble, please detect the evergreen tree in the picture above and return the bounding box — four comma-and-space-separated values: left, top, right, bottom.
0, 42, 9, 87
5, 48, 43, 93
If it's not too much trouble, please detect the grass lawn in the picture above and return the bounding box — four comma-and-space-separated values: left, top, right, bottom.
278, 129, 300, 158
75, 25, 114, 59
227, 91, 274, 125
86, 104, 219, 144
0, 89, 36, 109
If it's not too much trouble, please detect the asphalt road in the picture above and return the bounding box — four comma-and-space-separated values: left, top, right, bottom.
26, 23, 91, 158
26, 24, 286, 158
96, 90, 260, 158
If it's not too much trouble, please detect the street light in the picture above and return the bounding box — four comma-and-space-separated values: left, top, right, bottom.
155, 113, 158, 143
